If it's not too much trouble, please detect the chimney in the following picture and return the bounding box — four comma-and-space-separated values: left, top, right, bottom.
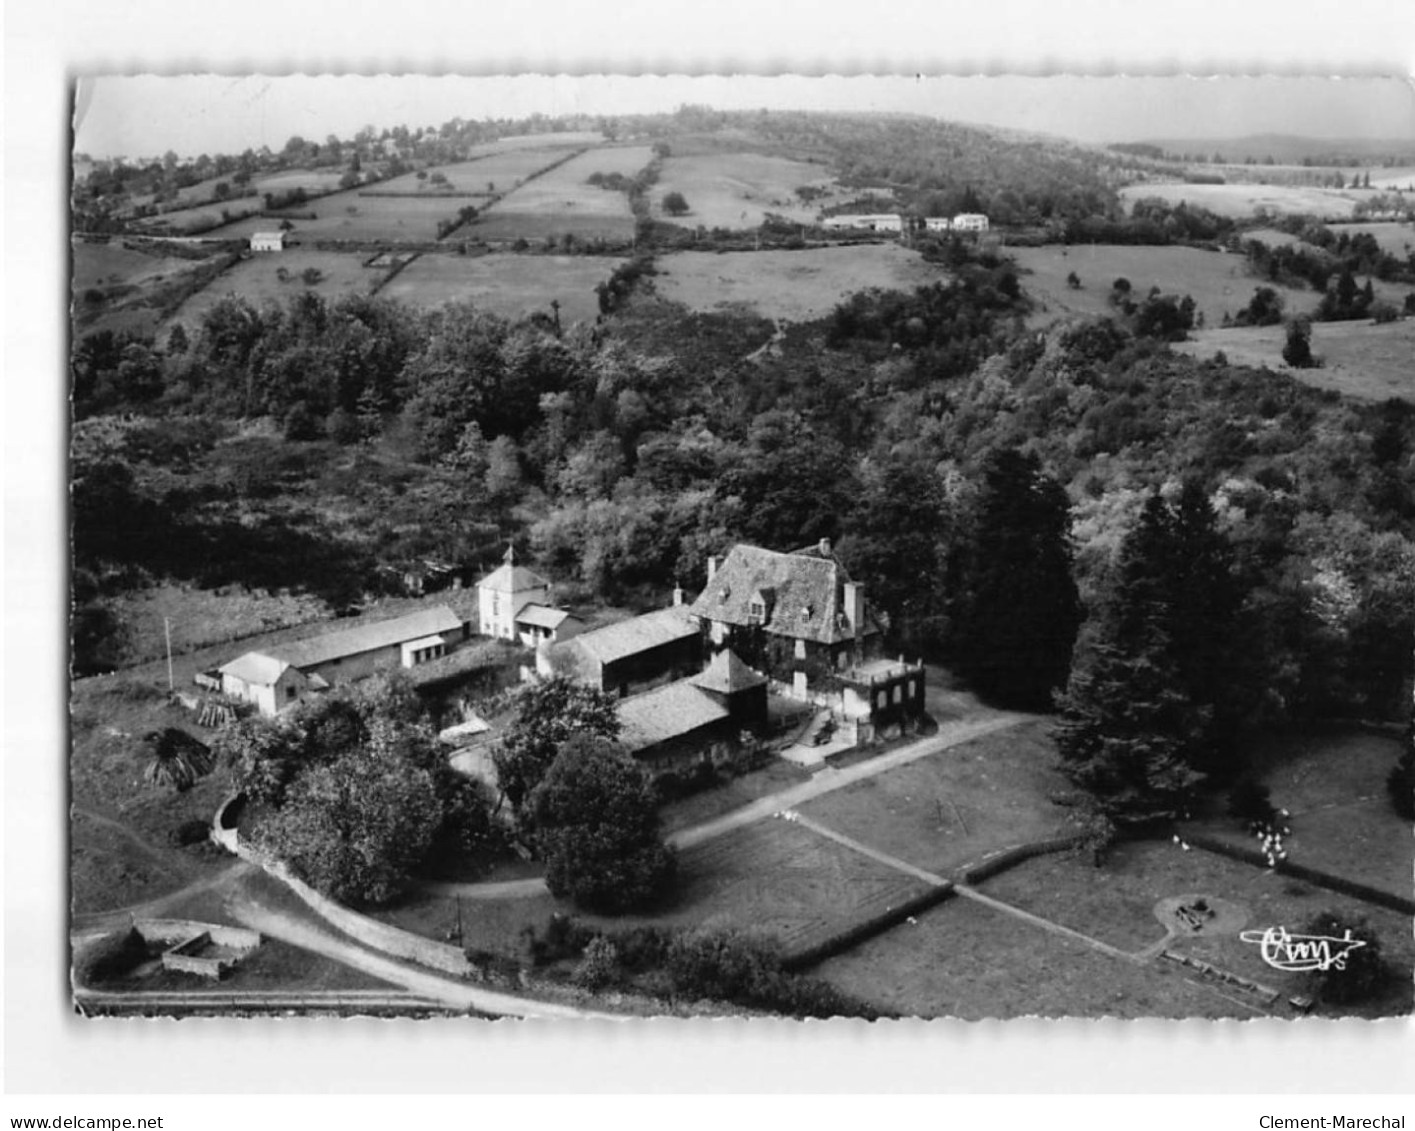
673, 586, 684, 607
843, 582, 865, 637
706, 555, 721, 583
818, 537, 832, 557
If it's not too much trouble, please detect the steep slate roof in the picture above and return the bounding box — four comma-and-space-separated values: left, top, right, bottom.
692, 648, 768, 695
476, 562, 549, 593
566, 606, 698, 667
271, 606, 462, 670
689, 544, 858, 645
514, 604, 579, 630
220, 652, 293, 687
617, 681, 730, 754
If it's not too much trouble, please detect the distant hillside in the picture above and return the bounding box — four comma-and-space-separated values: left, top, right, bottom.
1129, 134, 1415, 166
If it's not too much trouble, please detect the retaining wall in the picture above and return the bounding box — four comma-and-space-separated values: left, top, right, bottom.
214, 793, 472, 978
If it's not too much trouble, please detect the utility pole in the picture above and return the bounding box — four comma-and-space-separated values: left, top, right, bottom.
164, 617, 174, 693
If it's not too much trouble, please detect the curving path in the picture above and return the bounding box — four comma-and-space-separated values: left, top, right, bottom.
228, 892, 626, 1020
424, 712, 1030, 900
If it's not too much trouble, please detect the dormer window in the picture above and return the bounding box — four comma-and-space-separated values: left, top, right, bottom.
748, 596, 765, 624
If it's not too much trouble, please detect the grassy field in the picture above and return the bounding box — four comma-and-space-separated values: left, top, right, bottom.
1010, 243, 1315, 330
132, 198, 265, 235
980, 840, 1413, 1018
106, 583, 329, 666
1194, 728, 1412, 897
253, 168, 357, 195
1119, 181, 1361, 220
379, 252, 623, 325
652, 244, 948, 323
815, 890, 1232, 1019
1324, 220, 1415, 255
378, 146, 585, 197
651, 152, 839, 229
72, 239, 207, 295
1174, 317, 1415, 401
469, 146, 650, 242
794, 718, 1074, 878
166, 250, 381, 328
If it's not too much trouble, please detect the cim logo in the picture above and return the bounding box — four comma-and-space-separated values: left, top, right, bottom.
1239, 925, 1367, 973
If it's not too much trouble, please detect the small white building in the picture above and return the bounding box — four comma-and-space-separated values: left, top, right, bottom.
513, 604, 584, 649
924, 217, 953, 232
951, 213, 990, 233
218, 652, 323, 717
475, 547, 550, 641
250, 231, 285, 252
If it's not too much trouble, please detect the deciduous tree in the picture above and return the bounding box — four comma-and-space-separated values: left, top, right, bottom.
530, 736, 675, 912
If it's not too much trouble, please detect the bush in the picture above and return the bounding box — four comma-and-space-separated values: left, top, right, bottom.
1228, 778, 1279, 831
571, 935, 620, 991
520, 913, 596, 967
74, 927, 149, 985
1299, 911, 1392, 1006
169, 818, 212, 847
1370, 301, 1399, 324
1388, 745, 1414, 820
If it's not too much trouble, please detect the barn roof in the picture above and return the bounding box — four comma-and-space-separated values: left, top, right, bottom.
219, 652, 293, 687
566, 606, 698, 667
692, 648, 767, 695
688, 544, 859, 645
271, 606, 462, 670
515, 603, 579, 630
617, 681, 730, 754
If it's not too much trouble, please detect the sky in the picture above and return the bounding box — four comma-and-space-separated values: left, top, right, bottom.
73, 73, 1415, 162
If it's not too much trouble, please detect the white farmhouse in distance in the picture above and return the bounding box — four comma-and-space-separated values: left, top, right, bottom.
821, 213, 904, 233
250, 231, 285, 252
951, 213, 990, 233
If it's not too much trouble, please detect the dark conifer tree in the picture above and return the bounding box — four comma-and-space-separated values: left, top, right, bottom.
1054, 494, 1208, 823
950, 447, 1080, 709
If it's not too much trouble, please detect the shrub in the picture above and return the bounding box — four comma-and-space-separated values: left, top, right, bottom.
520, 913, 596, 967
572, 935, 620, 991
1228, 778, 1278, 831
169, 818, 211, 848
1370, 301, 1399, 324
1299, 911, 1392, 1006
73, 927, 148, 985
1388, 745, 1414, 820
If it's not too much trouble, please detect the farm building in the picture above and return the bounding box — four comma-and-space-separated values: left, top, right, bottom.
513, 604, 584, 649
217, 652, 325, 717
249, 231, 285, 252
209, 605, 468, 716
923, 217, 953, 232
616, 648, 768, 763
821, 213, 904, 233
536, 599, 702, 698
951, 213, 989, 232
476, 548, 552, 641
272, 605, 466, 685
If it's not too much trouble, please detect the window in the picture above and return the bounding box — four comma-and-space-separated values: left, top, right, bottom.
748, 598, 765, 624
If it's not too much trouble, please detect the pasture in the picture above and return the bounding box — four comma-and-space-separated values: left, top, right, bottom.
651, 152, 839, 229
378, 252, 622, 325
1175, 317, 1415, 402
72, 238, 208, 296
1119, 181, 1360, 220
652, 244, 948, 323
166, 250, 379, 328
133, 197, 265, 235
378, 145, 585, 197
253, 168, 355, 195
1010, 243, 1315, 329
1324, 221, 1415, 255
470, 146, 651, 242
204, 194, 467, 243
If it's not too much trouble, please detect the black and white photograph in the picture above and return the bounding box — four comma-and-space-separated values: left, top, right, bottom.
62, 68, 1415, 1026
6, 0, 1415, 1108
